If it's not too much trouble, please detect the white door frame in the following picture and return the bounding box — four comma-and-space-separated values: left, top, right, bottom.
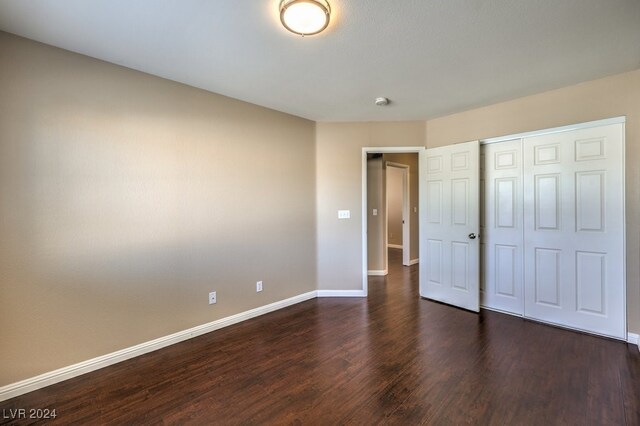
480, 116, 626, 145
362, 147, 426, 296
386, 161, 410, 267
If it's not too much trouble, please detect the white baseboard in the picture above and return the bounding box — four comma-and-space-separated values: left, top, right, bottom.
2, 288, 634, 401
628, 333, 640, 351
387, 244, 403, 249
409, 258, 419, 266
367, 269, 388, 276
0, 290, 317, 402
316, 289, 367, 297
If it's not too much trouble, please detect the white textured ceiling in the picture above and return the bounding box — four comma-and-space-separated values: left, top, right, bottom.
0, 0, 639, 121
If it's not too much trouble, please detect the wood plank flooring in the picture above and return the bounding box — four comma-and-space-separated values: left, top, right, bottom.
2, 248, 639, 425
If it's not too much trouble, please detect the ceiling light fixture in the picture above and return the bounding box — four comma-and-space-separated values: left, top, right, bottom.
279, 0, 331, 36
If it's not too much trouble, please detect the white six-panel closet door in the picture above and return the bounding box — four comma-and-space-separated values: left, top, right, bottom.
481, 139, 525, 315
523, 124, 625, 339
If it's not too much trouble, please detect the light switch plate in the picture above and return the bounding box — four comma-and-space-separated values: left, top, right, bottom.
338, 210, 350, 219
373, 209, 378, 216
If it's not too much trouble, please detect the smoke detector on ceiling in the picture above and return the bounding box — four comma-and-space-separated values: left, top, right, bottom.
375, 97, 390, 106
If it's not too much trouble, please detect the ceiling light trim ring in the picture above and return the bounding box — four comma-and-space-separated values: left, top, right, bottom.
279, 0, 331, 36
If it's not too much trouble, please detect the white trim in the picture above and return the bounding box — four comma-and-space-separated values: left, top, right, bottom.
0, 291, 317, 402
363, 147, 426, 297
622, 123, 628, 341
409, 258, 419, 266
419, 149, 427, 295
387, 244, 403, 249
316, 290, 367, 297
367, 269, 388, 276
480, 116, 626, 145
628, 332, 639, 347
362, 150, 368, 296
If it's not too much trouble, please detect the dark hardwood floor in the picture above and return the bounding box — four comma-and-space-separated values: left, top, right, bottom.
2, 248, 639, 425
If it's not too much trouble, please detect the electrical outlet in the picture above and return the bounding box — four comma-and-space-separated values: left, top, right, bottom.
256, 281, 263, 292
209, 291, 217, 305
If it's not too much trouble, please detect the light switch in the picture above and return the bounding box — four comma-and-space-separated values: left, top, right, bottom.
373, 209, 378, 216
414, 207, 417, 213
338, 210, 351, 219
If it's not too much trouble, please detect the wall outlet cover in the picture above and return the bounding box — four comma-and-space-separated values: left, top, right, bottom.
338, 210, 351, 219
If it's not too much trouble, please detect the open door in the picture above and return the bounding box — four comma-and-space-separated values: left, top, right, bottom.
419, 141, 480, 312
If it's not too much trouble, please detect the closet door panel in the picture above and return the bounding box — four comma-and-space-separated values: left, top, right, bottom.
523, 124, 625, 339
481, 139, 524, 315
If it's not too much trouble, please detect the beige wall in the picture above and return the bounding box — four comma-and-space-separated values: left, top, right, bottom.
316, 122, 427, 290
3, 29, 639, 390
0, 32, 317, 386
384, 153, 419, 261
427, 69, 640, 334
366, 157, 386, 271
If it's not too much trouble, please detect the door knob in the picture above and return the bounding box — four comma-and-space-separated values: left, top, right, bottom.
468, 233, 477, 240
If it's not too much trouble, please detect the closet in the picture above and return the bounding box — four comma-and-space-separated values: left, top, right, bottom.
422, 119, 626, 340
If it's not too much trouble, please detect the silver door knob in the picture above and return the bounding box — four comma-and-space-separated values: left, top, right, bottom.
468, 233, 477, 239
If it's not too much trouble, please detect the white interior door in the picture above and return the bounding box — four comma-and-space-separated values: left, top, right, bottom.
481, 139, 524, 315
523, 123, 625, 339
420, 141, 480, 312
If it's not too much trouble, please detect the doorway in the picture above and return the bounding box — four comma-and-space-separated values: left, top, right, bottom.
386, 162, 410, 267
362, 147, 425, 295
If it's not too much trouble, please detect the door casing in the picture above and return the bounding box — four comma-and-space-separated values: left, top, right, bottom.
361, 147, 426, 296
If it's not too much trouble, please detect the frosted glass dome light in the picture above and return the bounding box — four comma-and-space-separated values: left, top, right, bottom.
280, 0, 331, 36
